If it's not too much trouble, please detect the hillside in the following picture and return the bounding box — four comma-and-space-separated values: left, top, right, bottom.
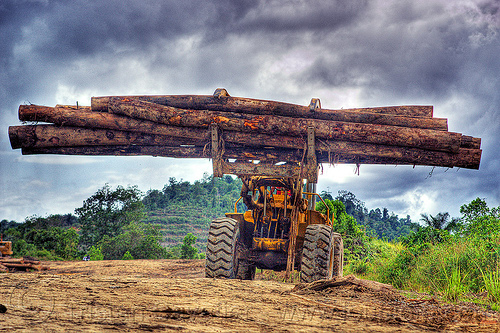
0, 174, 415, 259
141, 176, 416, 252
141, 174, 244, 252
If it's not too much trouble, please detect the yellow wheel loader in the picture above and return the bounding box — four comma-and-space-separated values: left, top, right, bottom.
205, 176, 344, 282
0, 237, 13, 258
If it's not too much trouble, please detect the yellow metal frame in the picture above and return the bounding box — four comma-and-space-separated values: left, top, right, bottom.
234, 191, 331, 226
302, 192, 332, 225
234, 196, 243, 213
252, 238, 288, 252
0, 241, 13, 256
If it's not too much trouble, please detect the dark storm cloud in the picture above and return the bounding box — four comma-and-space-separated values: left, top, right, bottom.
233, 0, 369, 32
0, 1, 213, 124
0, 0, 268, 106
2, 1, 207, 62
297, 1, 500, 100
0, 0, 268, 64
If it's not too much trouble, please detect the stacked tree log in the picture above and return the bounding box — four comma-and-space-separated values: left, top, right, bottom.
8, 88, 482, 180
0, 256, 49, 272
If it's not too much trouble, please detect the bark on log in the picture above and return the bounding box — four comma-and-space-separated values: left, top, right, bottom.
91, 95, 444, 132
21, 145, 305, 162
460, 135, 481, 149
18, 104, 209, 140
23, 145, 206, 158
10, 120, 481, 169
92, 94, 434, 118
21, 144, 481, 169
292, 274, 395, 293
8, 125, 202, 149
18, 104, 480, 151
107, 98, 462, 153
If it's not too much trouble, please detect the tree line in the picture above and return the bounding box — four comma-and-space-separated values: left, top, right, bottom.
0, 174, 244, 261
1, 173, 420, 262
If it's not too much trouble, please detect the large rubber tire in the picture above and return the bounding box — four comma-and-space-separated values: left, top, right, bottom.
300, 224, 335, 283
206, 217, 253, 279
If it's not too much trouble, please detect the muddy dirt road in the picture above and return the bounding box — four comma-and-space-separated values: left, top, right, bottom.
1, 259, 499, 332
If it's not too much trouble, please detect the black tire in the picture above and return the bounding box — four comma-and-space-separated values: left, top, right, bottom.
205, 217, 248, 279
300, 224, 335, 283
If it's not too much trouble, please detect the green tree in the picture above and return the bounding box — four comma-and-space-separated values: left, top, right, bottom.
4, 215, 80, 260
180, 233, 199, 259
76, 184, 145, 250
87, 245, 104, 260
335, 190, 367, 223
1, 219, 21, 236
459, 198, 500, 238
419, 212, 460, 231
316, 199, 368, 260
122, 251, 134, 260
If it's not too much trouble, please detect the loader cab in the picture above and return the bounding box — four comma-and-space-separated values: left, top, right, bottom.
223, 177, 331, 270
0, 240, 13, 257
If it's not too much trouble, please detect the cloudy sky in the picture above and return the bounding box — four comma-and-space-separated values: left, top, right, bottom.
1, 0, 499, 222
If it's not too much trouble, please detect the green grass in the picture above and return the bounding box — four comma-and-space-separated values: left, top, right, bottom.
481, 266, 500, 306
346, 235, 500, 310
441, 265, 469, 302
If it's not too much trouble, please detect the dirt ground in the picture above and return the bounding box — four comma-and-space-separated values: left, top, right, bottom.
1, 259, 500, 332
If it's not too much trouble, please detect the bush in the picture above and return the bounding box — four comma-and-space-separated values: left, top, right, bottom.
122, 251, 134, 260
5, 220, 80, 260
316, 199, 369, 262
88, 245, 104, 261
99, 223, 167, 260
180, 233, 198, 259
400, 226, 451, 247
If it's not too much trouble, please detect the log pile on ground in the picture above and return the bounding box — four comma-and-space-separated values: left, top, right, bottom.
0, 256, 49, 271
8, 88, 482, 178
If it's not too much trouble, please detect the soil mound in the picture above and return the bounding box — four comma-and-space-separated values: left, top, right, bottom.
291, 275, 499, 331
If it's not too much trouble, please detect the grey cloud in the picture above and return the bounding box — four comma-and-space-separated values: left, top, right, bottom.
1, 0, 500, 221
296, 1, 500, 100
233, 0, 369, 32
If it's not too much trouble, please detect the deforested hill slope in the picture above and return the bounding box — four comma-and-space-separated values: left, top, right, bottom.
141, 174, 244, 251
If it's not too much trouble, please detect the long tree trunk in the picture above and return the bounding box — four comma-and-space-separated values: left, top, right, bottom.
11, 97, 482, 170
21, 145, 480, 169
107, 98, 463, 153
8, 125, 202, 149
14, 126, 480, 169
92, 94, 434, 118
18, 104, 209, 140
17, 105, 481, 151
91, 95, 443, 130
19, 104, 481, 151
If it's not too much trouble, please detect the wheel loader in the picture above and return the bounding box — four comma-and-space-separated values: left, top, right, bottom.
0, 236, 13, 258
205, 176, 344, 282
